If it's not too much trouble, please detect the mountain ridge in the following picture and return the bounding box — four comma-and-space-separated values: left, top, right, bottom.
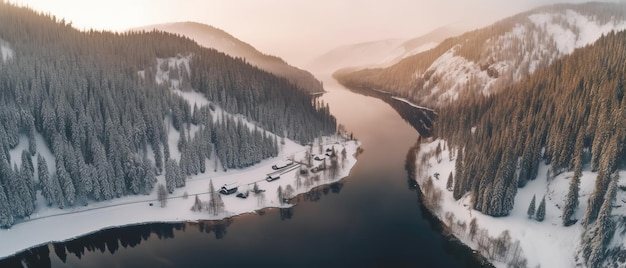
132, 22, 324, 94
308, 25, 465, 74
335, 2, 626, 107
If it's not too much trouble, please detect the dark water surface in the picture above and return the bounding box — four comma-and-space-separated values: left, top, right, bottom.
1, 77, 487, 268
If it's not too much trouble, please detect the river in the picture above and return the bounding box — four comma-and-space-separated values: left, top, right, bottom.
0, 76, 488, 268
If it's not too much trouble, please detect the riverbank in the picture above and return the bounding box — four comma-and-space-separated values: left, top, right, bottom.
413, 138, 625, 268
0, 135, 361, 260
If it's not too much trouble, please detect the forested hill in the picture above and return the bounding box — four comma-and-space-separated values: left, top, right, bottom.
335, 2, 626, 107
436, 29, 626, 267
0, 3, 335, 227
134, 22, 325, 94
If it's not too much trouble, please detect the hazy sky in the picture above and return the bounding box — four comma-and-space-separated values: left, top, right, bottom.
13, 0, 594, 67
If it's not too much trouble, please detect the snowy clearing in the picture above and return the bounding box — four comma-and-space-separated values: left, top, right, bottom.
0, 39, 14, 62
415, 139, 625, 268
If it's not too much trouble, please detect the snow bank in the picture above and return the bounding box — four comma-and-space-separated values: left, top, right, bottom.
415, 139, 622, 268
391, 97, 436, 113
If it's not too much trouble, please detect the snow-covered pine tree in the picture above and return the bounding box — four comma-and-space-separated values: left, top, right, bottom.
208, 180, 224, 216
0, 183, 14, 227
157, 184, 168, 208
56, 160, 75, 207
587, 173, 618, 268
165, 159, 177, 193
562, 172, 581, 226
535, 195, 546, 222
191, 195, 203, 212
453, 148, 464, 200
446, 172, 453, 191
527, 194, 536, 219
142, 157, 156, 195
37, 154, 54, 206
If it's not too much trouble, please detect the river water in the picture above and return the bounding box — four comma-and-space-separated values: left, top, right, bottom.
1, 76, 487, 268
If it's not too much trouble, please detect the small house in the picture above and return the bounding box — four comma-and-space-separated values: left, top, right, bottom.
219, 183, 239, 195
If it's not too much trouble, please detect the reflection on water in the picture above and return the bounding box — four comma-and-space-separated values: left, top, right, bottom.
0, 181, 346, 268
340, 86, 437, 137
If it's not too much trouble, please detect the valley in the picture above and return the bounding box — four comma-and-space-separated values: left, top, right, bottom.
2, 1, 626, 268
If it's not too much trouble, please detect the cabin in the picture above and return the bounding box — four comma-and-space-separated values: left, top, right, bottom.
219, 183, 239, 195
266, 174, 280, 182
272, 160, 294, 170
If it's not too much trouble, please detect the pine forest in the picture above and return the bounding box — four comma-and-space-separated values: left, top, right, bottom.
0, 3, 336, 227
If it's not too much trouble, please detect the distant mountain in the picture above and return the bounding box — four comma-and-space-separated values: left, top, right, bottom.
308, 26, 465, 74
336, 2, 626, 107
133, 22, 324, 94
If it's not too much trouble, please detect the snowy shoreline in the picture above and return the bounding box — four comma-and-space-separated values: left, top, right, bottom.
0, 135, 361, 260
414, 138, 626, 268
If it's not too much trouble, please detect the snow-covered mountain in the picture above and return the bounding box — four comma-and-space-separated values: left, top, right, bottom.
336, 2, 626, 107
307, 25, 465, 74
133, 22, 324, 93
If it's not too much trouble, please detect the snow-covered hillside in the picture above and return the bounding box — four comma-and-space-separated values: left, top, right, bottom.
416, 139, 626, 268
336, 3, 626, 108
417, 6, 626, 105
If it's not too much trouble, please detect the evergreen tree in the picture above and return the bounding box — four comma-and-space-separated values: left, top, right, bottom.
453, 148, 464, 200
586, 174, 618, 268
208, 180, 224, 216
277, 185, 284, 204
527, 194, 536, 219
0, 184, 14, 227
191, 195, 203, 212
37, 154, 54, 206
446, 172, 453, 191
164, 159, 178, 193
56, 160, 75, 207
562, 173, 581, 226
435, 142, 442, 163
536, 195, 546, 222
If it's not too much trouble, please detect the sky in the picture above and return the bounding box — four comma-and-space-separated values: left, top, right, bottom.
12, 0, 595, 67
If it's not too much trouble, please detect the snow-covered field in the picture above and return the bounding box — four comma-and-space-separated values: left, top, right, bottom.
415, 139, 626, 268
